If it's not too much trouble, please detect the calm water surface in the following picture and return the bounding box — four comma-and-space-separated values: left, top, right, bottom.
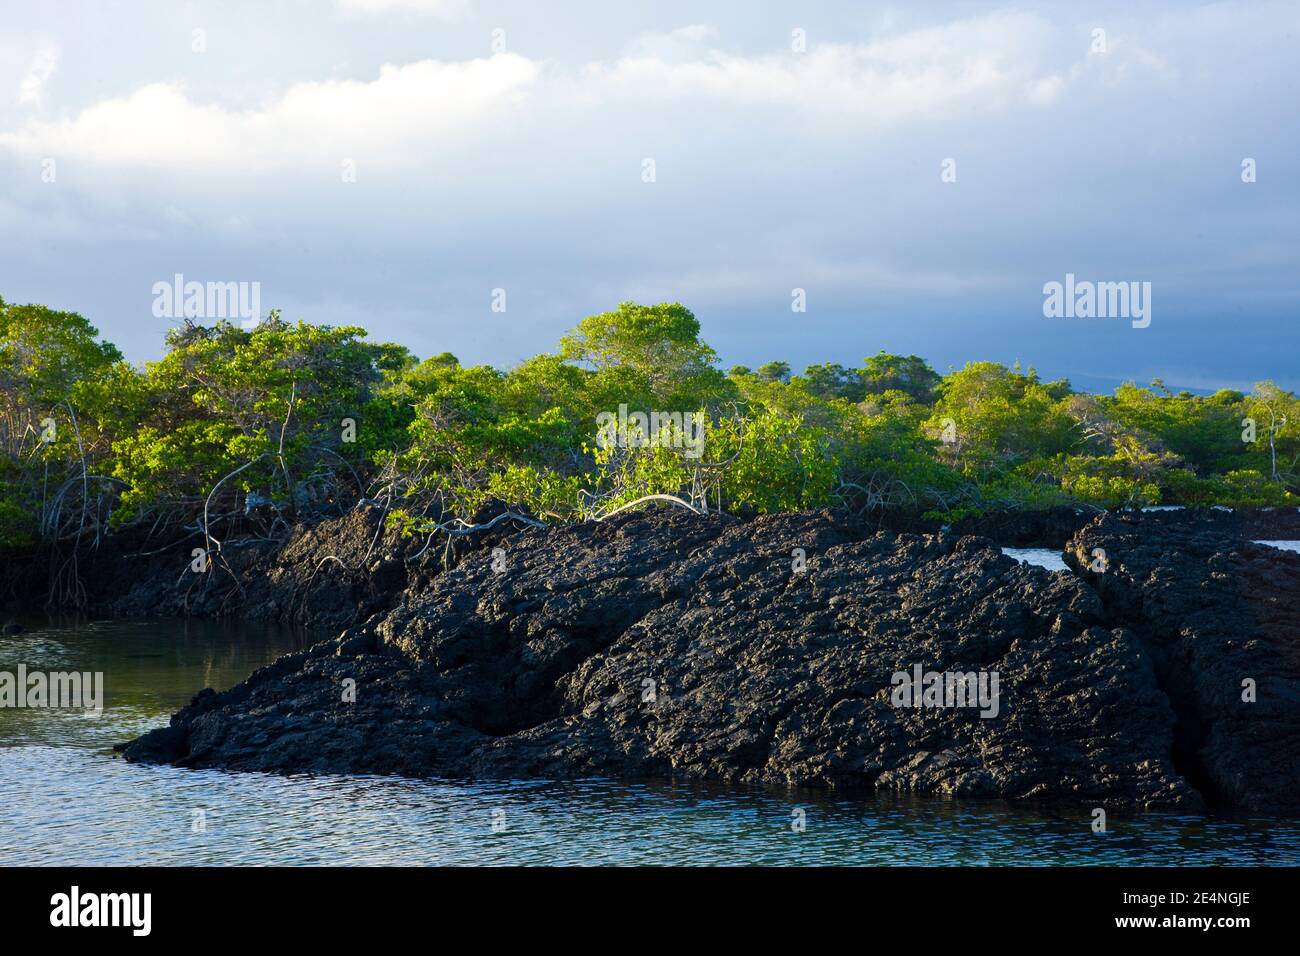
1254, 540, 1300, 553
1003, 540, 1300, 570
1001, 547, 1070, 572
2, 618, 1298, 866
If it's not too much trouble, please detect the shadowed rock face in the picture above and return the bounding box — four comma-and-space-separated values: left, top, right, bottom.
84, 507, 421, 629
1066, 512, 1300, 812
123, 507, 1262, 810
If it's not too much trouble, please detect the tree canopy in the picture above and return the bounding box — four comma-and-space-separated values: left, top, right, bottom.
2, 293, 1295, 562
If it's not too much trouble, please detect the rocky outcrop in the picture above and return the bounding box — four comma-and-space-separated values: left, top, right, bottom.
60, 502, 526, 629
118, 506, 1300, 810
1066, 512, 1300, 812
10, 501, 1294, 617
73, 506, 411, 628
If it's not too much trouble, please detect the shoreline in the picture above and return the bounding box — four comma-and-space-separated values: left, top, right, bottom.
82, 505, 1300, 815
7, 502, 1300, 621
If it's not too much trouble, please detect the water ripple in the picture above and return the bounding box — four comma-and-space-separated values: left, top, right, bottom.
2, 618, 1298, 866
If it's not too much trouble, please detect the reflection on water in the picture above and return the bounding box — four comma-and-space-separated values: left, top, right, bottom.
0, 618, 310, 749
2, 618, 1298, 866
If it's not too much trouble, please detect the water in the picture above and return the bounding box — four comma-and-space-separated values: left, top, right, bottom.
1254, 540, 1300, 553
1002, 547, 1070, 572
2, 618, 1298, 866
1004, 541, 1300, 569
1137, 505, 1231, 511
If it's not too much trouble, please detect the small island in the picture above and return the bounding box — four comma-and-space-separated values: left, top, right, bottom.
3, 296, 1296, 813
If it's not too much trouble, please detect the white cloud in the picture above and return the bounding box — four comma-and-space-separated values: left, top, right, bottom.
585, 12, 1078, 124
623, 24, 721, 62
0, 53, 539, 169
0, 0, 1293, 385
334, 0, 467, 17
0, 10, 1145, 175
18, 46, 57, 105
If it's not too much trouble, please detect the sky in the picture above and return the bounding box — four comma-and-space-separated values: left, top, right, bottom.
1, 0, 1297, 394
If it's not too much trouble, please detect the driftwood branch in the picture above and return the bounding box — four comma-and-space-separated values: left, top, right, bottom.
203, 454, 269, 563
597, 494, 703, 521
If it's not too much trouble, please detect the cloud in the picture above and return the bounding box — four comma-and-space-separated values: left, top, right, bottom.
334, 0, 467, 17
2, 1, 1295, 387
18, 46, 57, 106
0, 53, 540, 169
622, 24, 722, 62
584, 12, 1078, 124
0, 10, 1104, 173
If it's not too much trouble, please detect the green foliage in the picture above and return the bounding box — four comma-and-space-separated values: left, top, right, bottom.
85, 315, 404, 525
861, 352, 942, 404
0, 457, 35, 551
792, 352, 941, 405
2, 292, 1297, 549
928, 362, 1077, 480
0, 301, 122, 412
559, 301, 732, 409
712, 410, 839, 512
798, 363, 864, 402
1104, 383, 1245, 474
485, 465, 585, 519
755, 361, 791, 383
0, 499, 34, 551
0, 300, 126, 542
